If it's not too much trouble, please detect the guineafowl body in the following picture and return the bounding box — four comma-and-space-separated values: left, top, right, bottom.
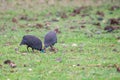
20, 35, 43, 52
44, 31, 57, 49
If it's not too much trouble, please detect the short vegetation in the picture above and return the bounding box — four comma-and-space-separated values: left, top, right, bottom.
0, 0, 120, 80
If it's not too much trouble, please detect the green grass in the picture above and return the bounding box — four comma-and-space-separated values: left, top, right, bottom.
0, 1, 120, 80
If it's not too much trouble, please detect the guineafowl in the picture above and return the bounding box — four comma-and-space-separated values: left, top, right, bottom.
44, 31, 57, 51
20, 35, 44, 52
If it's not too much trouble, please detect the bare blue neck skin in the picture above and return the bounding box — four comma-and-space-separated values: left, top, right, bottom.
40, 49, 45, 53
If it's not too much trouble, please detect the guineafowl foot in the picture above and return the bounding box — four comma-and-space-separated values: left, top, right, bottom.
27, 46, 29, 52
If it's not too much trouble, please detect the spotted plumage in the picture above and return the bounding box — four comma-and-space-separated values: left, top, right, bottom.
44, 31, 57, 51
20, 35, 44, 52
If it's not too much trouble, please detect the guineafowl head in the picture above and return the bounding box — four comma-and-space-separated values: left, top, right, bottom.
40, 49, 45, 53
20, 39, 26, 45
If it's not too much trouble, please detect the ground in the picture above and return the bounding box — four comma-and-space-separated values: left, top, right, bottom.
0, 0, 120, 80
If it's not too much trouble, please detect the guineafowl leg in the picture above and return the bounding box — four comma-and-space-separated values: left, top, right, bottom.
27, 46, 29, 52
32, 48, 34, 52
50, 45, 55, 50
50, 45, 57, 52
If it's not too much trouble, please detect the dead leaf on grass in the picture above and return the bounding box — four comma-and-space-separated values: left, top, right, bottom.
35, 23, 43, 28
109, 5, 120, 11
4, 60, 16, 68
12, 17, 18, 23
11, 27, 17, 31
117, 67, 120, 72
54, 28, 61, 34
96, 11, 104, 17
55, 57, 62, 63
49, 48, 58, 53
109, 18, 119, 25
61, 12, 68, 19
104, 25, 120, 32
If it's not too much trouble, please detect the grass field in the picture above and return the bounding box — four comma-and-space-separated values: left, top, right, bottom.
0, 0, 120, 80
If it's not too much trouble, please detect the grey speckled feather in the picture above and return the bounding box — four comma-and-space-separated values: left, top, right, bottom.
20, 35, 43, 52
44, 31, 57, 48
